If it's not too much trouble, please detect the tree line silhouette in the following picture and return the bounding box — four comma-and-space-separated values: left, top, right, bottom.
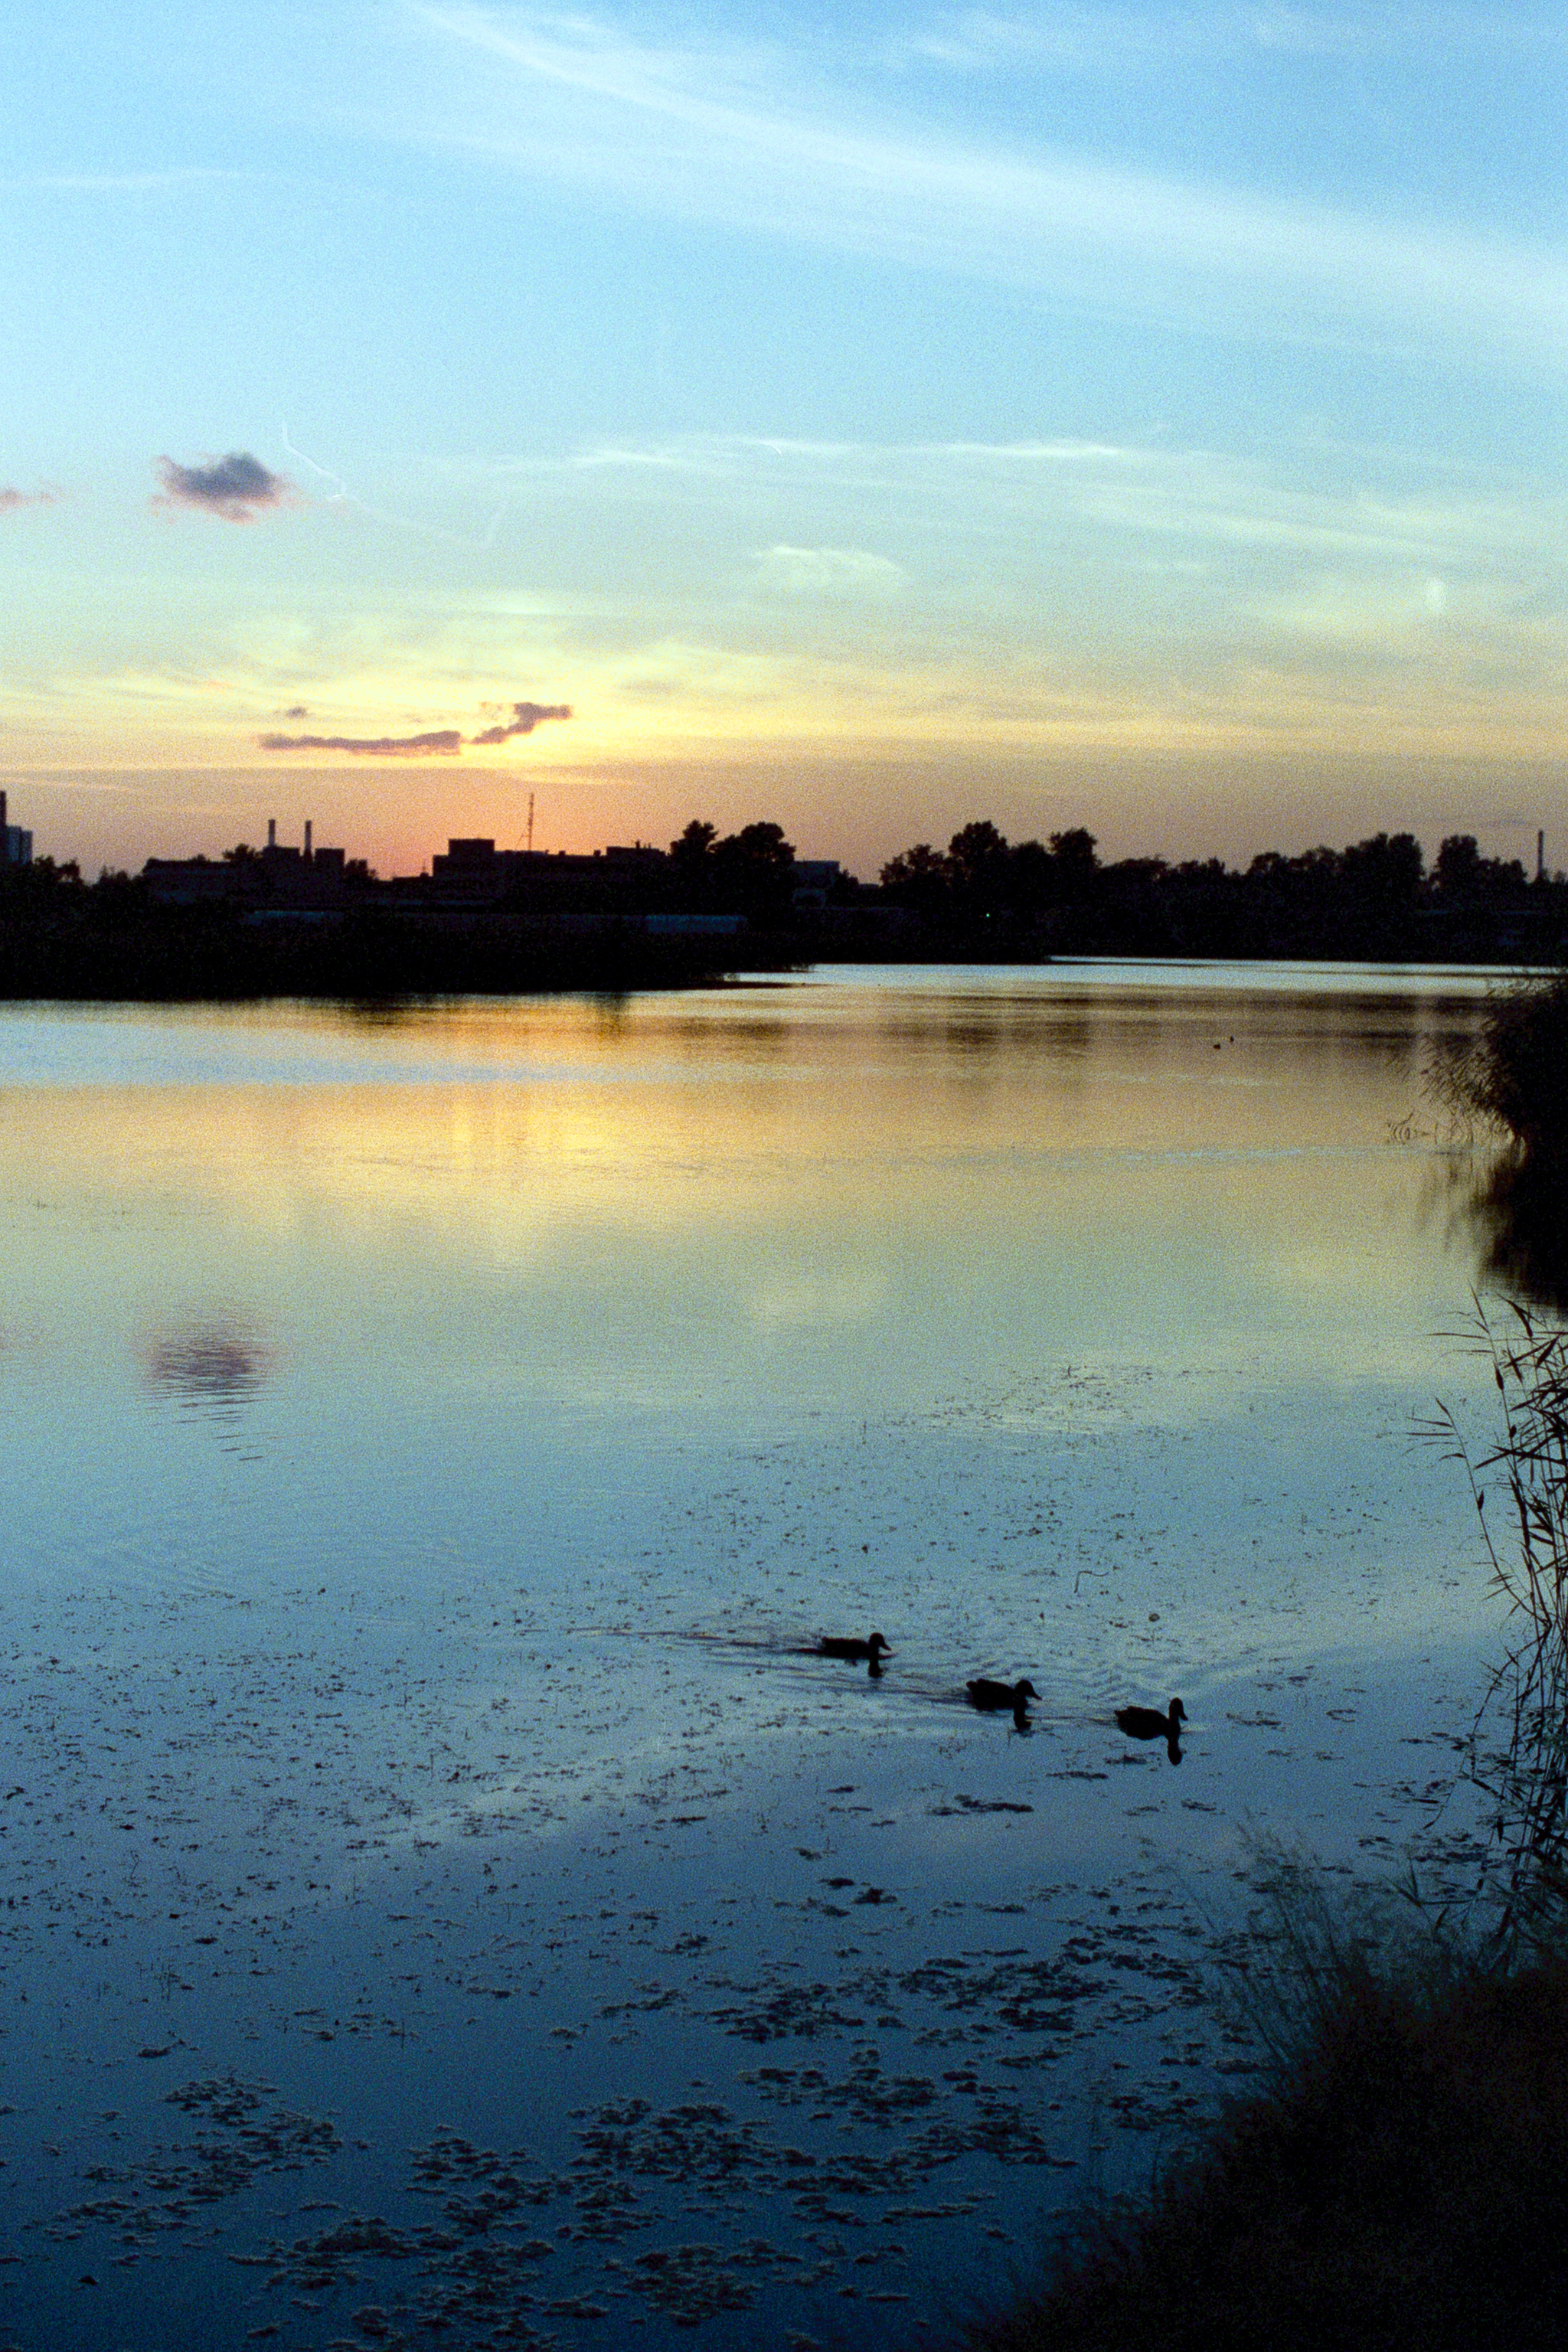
1, 815, 1560, 997
875, 821, 1560, 958
0, 858, 749, 1000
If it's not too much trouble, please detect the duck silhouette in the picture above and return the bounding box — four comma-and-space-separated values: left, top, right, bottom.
966, 1677, 1038, 1725
816, 1632, 893, 1667
1115, 1697, 1186, 1740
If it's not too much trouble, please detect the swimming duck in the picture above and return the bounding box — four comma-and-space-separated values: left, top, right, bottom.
966, 1677, 1039, 1717
1115, 1697, 1186, 1740
816, 1632, 893, 1664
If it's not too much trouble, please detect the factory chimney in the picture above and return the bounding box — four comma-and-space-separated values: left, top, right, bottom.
1538, 829, 1546, 884
267, 818, 277, 851
304, 819, 313, 862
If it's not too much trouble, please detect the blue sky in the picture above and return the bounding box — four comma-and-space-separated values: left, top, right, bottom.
3, 2, 1566, 876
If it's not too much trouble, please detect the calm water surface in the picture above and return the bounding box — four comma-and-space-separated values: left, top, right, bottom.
0, 963, 1519, 2347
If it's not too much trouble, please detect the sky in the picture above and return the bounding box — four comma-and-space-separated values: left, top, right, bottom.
3, 2, 1566, 880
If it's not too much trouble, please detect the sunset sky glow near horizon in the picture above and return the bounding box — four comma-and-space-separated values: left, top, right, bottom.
4, 2, 1566, 879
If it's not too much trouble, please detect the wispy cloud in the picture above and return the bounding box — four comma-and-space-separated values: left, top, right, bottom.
524, 427, 1566, 571
900, 5, 1568, 71
155, 452, 292, 522
410, 5, 1568, 367
524, 432, 1147, 489
0, 485, 63, 514
260, 698, 570, 755
27, 168, 250, 192
900, 6, 1253, 70
755, 546, 906, 595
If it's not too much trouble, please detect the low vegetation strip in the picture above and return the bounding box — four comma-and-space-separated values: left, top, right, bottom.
0, 901, 751, 1000
959, 1949, 1568, 2352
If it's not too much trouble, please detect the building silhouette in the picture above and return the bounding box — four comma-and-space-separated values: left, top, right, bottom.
0, 792, 33, 867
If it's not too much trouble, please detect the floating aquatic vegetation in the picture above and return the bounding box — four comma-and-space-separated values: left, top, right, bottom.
38, 2079, 339, 2255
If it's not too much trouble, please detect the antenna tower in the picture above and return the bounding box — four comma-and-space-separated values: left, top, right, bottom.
528, 792, 535, 855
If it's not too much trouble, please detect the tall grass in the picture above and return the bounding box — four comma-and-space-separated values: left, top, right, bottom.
1214, 1847, 1466, 2085
1427, 971, 1568, 1313
1426, 1305, 1568, 1942
1429, 968, 1568, 1165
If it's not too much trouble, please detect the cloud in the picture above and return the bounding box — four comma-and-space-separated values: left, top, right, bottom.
258, 729, 464, 756
0, 484, 63, 513
469, 699, 573, 743
755, 545, 906, 595
259, 701, 572, 755
28, 168, 250, 192
154, 452, 292, 522
618, 429, 1563, 577
900, 5, 1568, 72
413, 5, 1568, 369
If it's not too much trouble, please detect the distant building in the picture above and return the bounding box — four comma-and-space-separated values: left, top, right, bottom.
141, 857, 240, 905
644, 912, 746, 936
142, 818, 363, 909
426, 838, 677, 915
429, 838, 668, 887
135, 822, 858, 935
791, 858, 842, 910
0, 791, 33, 867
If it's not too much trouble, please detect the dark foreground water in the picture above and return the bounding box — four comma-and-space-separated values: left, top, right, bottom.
0, 964, 1518, 2348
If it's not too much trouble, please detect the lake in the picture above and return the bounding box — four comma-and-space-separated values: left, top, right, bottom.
0, 962, 1522, 2349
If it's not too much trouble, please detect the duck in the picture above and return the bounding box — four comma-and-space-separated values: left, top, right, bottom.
1115, 1697, 1186, 1741
966, 1677, 1039, 1720
816, 1632, 893, 1665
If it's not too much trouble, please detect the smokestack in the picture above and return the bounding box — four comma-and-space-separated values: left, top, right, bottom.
267, 818, 276, 850
304, 819, 313, 862
0, 792, 7, 837
1538, 829, 1546, 884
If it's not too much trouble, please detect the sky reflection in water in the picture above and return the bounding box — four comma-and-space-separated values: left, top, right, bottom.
0, 965, 1521, 2348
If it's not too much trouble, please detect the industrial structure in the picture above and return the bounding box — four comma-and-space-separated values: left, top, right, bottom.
142, 820, 364, 912
140, 823, 851, 935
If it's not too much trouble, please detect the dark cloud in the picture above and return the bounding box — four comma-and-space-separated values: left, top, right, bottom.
469, 700, 573, 744
0, 484, 62, 513
259, 698, 572, 757
155, 451, 290, 521
282, 705, 309, 719
258, 730, 462, 756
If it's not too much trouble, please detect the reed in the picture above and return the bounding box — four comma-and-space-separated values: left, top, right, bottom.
1429, 968, 1568, 1165
1426, 1304, 1568, 1942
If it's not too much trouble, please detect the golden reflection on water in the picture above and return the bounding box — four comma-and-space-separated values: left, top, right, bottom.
0, 971, 1495, 1408
0, 972, 1522, 2350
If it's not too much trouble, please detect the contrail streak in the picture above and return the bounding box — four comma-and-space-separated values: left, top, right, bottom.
280, 420, 512, 550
